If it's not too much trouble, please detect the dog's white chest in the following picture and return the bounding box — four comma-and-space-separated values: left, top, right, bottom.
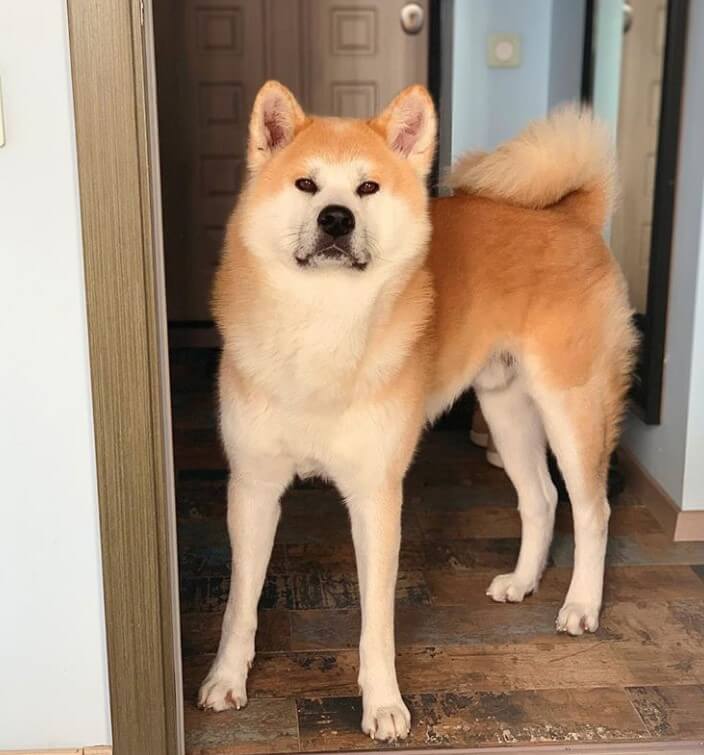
235, 286, 376, 409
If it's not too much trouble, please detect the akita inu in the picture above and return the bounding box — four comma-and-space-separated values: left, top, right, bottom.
198, 81, 637, 742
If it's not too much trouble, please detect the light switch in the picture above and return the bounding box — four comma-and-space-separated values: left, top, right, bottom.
0, 77, 5, 147
487, 34, 522, 68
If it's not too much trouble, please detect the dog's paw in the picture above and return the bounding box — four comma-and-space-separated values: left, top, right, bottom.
198, 666, 249, 712
556, 602, 599, 636
362, 699, 411, 742
486, 572, 533, 603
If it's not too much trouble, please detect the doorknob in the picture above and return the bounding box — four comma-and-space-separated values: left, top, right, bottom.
400, 2, 424, 35
623, 1, 633, 33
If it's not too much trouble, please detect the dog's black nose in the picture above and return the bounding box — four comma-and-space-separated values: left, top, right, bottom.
317, 205, 355, 238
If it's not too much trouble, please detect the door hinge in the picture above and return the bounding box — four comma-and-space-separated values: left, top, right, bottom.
140, 0, 145, 26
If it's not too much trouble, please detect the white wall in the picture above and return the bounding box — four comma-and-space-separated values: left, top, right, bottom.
0, 2, 111, 749
451, 0, 561, 157
548, 0, 585, 110
591, 0, 624, 141
684, 196, 704, 509
622, 0, 704, 511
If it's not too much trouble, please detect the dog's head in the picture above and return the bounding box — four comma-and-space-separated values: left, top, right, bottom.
238, 81, 436, 276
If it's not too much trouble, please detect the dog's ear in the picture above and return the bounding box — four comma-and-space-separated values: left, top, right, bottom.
370, 85, 437, 177
248, 81, 305, 173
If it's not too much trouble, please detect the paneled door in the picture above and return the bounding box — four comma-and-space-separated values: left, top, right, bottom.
154, 0, 429, 330
302, 0, 428, 119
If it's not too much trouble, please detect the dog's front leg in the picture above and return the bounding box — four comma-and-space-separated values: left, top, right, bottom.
347, 483, 410, 742
199, 456, 292, 711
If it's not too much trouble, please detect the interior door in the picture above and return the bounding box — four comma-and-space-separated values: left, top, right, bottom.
302, 0, 428, 118
154, 0, 429, 332
611, 0, 666, 314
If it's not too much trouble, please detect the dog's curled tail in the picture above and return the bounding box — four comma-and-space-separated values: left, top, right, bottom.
445, 104, 617, 231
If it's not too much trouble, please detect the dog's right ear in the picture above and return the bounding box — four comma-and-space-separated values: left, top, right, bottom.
370, 85, 436, 178
248, 81, 305, 174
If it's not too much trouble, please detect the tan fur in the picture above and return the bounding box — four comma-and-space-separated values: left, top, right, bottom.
432, 105, 636, 466
430, 108, 636, 639
429, 195, 636, 439
446, 104, 617, 230
203, 84, 638, 740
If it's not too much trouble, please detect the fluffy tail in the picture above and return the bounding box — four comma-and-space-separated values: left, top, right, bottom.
445, 104, 617, 230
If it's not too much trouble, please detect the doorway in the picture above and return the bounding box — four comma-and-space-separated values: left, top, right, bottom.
149, 1, 704, 753
67, 0, 704, 752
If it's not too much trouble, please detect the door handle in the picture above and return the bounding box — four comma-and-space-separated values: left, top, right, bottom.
623, 1, 634, 33
400, 2, 424, 35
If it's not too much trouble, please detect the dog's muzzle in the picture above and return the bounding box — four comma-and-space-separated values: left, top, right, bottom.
295, 241, 369, 271
295, 205, 369, 270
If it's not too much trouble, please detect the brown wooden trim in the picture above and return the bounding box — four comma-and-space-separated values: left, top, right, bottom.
14, 748, 701, 755
619, 447, 704, 542
0, 749, 112, 755
142, 1, 185, 749
285, 743, 704, 755
673, 510, 704, 541
66, 1, 180, 753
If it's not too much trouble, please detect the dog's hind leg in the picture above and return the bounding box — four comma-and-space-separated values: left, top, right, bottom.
477, 377, 558, 603
533, 381, 611, 636
199, 453, 294, 711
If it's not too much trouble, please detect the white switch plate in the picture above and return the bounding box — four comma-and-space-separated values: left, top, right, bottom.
0, 76, 5, 147
487, 33, 522, 68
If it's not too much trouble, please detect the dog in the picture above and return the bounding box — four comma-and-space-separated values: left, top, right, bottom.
198, 81, 637, 742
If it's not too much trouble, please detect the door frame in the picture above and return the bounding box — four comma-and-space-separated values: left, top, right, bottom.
66, 1, 182, 753
581, 0, 691, 424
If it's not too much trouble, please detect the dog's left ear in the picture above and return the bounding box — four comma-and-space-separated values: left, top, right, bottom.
370, 85, 437, 177
248, 80, 306, 174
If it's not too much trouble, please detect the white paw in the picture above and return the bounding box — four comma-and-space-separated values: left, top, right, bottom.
198, 662, 249, 712
362, 699, 411, 742
486, 572, 533, 603
556, 601, 599, 636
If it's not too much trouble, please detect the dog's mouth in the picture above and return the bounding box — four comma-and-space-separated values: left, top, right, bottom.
295, 244, 369, 271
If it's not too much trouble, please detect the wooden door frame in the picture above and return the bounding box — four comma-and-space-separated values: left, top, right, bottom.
66, 1, 182, 753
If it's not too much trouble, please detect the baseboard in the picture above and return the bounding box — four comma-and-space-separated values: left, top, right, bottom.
321, 742, 704, 754
619, 446, 704, 541
0, 748, 111, 755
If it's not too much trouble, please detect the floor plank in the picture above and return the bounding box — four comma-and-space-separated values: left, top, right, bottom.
185, 638, 637, 702
289, 602, 576, 651
297, 687, 648, 751
181, 609, 292, 657
426, 565, 704, 607
184, 698, 299, 754
602, 600, 704, 686
626, 685, 704, 738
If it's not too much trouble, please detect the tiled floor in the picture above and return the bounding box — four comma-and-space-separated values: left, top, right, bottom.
171, 349, 704, 754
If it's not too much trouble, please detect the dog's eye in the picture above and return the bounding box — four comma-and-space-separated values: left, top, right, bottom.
357, 181, 380, 197
295, 178, 318, 194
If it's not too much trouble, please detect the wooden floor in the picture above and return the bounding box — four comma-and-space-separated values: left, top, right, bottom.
171, 350, 704, 754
